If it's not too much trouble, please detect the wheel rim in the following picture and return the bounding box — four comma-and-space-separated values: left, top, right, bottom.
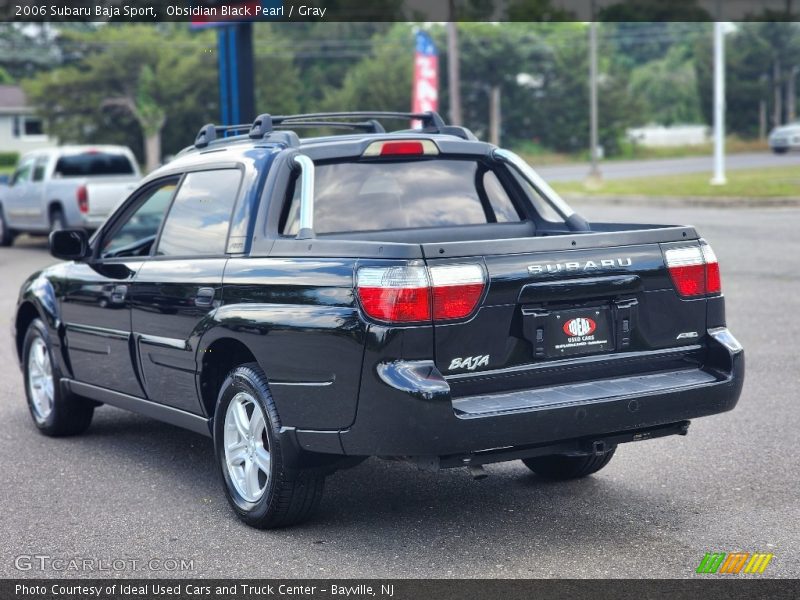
27, 336, 54, 423
223, 392, 270, 503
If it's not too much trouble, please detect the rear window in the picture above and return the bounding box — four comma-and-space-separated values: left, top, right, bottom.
54, 152, 135, 177
281, 159, 521, 235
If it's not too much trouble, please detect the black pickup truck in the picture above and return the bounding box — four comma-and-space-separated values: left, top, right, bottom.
14, 112, 744, 528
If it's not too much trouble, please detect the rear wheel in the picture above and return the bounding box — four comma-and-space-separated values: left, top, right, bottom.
49, 207, 66, 234
522, 447, 616, 480
23, 318, 94, 436
214, 363, 325, 529
0, 206, 16, 247
772, 147, 789, 154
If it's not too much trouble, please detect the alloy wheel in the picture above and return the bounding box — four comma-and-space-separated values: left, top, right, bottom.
223, 391, 271, 502
27, 336, 54, 423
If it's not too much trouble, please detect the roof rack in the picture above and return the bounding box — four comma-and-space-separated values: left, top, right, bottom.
193, 110, 474, 149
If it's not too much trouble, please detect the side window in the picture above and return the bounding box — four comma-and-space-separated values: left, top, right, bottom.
483, 171, 519, 223
155, 169, 241, 257
101, 181, 177, 258
11, 159, 34, 186
33, 156, 48, 182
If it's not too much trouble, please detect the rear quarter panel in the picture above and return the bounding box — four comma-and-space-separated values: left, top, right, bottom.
209, 257, 367, 430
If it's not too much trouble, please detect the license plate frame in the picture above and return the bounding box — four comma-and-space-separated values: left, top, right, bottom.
546, 307, 614, 358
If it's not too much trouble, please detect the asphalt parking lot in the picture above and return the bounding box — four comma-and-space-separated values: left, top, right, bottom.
0, 203, 798, 579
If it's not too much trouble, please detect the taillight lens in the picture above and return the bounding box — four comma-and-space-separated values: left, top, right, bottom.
76, 185, 88, 214
701, 243, 721, 294
356, 263, 486, 324
665, 243, 721, 297
429, 264, 486, 320
362, 139, 440, 157
356, 266, 431, 322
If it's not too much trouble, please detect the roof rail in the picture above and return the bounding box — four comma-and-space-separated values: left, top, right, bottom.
193, 110, 473, 149
271, 111, 446, 131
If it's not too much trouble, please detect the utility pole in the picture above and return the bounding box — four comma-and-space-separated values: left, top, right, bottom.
787, 66, 797, 123
711, 20, 726, 186
587, 19, 601, 183
489, 85, 501, 146
446, 8, 462, 126
773, 59, 783, 127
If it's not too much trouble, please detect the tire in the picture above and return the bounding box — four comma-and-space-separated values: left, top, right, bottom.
49, 207, 66, 234
772, 147, 789, 154
0, 206, 16, 247
22, 318, 94, 436
522, 447, 616, 480
214, 363, 325, 529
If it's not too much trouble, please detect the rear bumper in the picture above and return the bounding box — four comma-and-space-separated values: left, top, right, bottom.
294, 328, 744, 458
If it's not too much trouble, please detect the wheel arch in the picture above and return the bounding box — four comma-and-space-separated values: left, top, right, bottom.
15, 301, 41, 363
198, 336, 260, 418
15, 275, 62, 367
47, 200, 64, 219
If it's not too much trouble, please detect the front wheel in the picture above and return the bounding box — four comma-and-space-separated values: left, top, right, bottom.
0, 206, 16, 247
214, 363, 325, 529
522, 447, 616, 480
772, 147, 789, 154
23, 318, 94, 436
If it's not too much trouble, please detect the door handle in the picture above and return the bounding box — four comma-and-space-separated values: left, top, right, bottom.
194, 287, 216, 308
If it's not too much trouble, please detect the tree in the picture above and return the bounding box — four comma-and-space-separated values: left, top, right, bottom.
629, 45, 703, 125
23, 24, 218, 170
319, 24, 416, 113
695, 22, 800, 137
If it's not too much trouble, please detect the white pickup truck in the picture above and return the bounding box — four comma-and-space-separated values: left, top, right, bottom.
0, 145, 141, 246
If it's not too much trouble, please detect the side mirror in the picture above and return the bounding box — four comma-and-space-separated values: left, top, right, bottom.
50, 229, 90, 261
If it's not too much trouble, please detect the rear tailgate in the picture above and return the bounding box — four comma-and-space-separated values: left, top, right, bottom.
85, 178, 139, 221
422, 228, 712, 399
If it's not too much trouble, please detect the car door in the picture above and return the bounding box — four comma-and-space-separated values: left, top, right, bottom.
60, 177, 179, 397
130, 168, 243, 414
4, 156, 36, 228
30, 154, 50, 229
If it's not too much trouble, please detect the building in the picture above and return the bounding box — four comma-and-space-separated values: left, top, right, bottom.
626, 124, 710, 148
0, 84, 54, 154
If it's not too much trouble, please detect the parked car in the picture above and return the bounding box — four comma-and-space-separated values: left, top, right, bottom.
0, 145, 141, 245
768, 121, 800, 153
14, 111, 744, 529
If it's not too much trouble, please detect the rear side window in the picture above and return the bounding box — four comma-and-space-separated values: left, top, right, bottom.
54, 152, 135, 177
281, 159, 521, 235
156, 169, 241, 256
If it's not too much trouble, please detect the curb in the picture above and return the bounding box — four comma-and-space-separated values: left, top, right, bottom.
561, 194, 800, 209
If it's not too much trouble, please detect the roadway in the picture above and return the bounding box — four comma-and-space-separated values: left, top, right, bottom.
0, 203, 798, 578
535, 150, 800, 182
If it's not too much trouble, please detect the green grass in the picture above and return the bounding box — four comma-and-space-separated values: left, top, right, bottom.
0, 165, 12, 175
552, 165, 800, 199
515, 136, 770, 167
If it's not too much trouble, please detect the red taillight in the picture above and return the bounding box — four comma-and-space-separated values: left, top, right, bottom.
380, 141, 425, 156
429, 264, 486, 320
362, 139, 440, 157
665, 243, 721, 297
76, 185, 88, 214
356, 266, 431, 322
356, 264, 485, 324
702, 243, 721, 294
